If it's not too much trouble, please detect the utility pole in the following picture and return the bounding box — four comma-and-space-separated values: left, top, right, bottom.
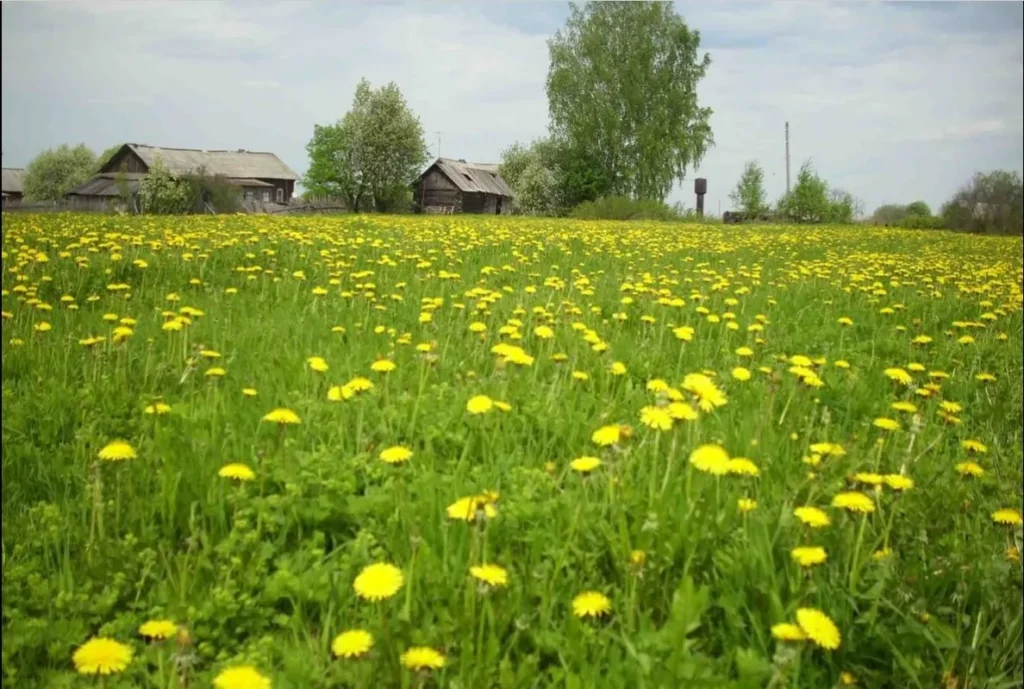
785, 121, 791, 195
435, 131, 442, 160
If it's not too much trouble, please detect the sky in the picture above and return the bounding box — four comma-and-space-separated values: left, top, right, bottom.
2, 1, 1022, 215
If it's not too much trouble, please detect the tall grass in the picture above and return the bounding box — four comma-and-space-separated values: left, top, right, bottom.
1, 213, 1022, 688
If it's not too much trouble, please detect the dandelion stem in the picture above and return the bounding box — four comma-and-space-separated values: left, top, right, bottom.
848, 512, 869, 593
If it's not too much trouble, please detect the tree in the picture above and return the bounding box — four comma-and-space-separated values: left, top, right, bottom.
546, 2, 713, 201
872, 203, 908, 226
941, 171, 1023, 235
777, 161, 829, 223
96, 144, 123, 171
499, 140, 558, 215
305, 79, 428, 212
826, 188, 856, 224
905, 200, 930, 217
23, 144, 96, 201
729, 160, 767, 217
139, 156, 189, 214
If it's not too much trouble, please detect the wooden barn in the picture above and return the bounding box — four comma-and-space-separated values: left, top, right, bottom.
66, 143, 299, 210
412, 158, 513, 214
2, 168, 25, 208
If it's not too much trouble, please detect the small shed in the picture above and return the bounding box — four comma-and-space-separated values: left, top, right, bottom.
412, 158, 513, 214
2, 168, 25, 207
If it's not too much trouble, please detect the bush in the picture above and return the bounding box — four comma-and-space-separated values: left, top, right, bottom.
940, 171, 1023, 235
139, 157, 189, 214
899, 214, 944, 230
23, 144, 96, 201
570, 196, 681, 221
179, 167, 243, 214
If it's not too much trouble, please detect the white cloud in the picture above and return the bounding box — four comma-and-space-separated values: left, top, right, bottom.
2, 1, 1020, 214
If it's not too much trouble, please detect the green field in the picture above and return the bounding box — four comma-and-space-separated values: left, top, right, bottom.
2, 213, 1022, 688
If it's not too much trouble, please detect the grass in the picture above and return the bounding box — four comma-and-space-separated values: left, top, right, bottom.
1, 212, 1022, 689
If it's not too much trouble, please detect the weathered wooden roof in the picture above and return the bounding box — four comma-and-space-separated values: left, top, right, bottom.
420, 158, 513, 197
2, 168, 25, 194
105, 144, 299, 181
66, 173, 144, 197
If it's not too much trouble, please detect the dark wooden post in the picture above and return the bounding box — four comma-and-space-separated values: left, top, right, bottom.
695, 178, 707, 219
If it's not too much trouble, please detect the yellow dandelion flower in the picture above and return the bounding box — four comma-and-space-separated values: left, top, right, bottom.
791, 546, 828, 567
735, 346, 754, 357
609, 361, 627, 376
738, 498, 758, 513
961, 439, 987, 453
98, 440, 136, 462
667, 401, 699, 421
771, 623, 806, 642
591, 424, 621, 446
853, 472, 884, 486
796, 608, 841, 649
466, 395, 494, 414
731, 367, 751, 381
639, 405, 673, 431
446, 495, 498, 522
371, 359, 396, 373
955, 461, 984, 477
794, 506, 831, 528
572, 591, 611, 619
673, 325, 695, 341
138, 620, 177, 641
726, 457, 760, 477
242, 388, 258, 397
646, 378, 669, 393
883, 474, 914, 491
212, 665, 270, 689
72, 637, 133, 675
328, 385, 354, 401
991, 508, 1023, 526
832, 491, 875, 513
689, 444, 730, 475
262, 408, 301, 424
353, 562, 404, 601
331, 629, 373, 659
218, 463, 255, 481
884, 368, 913, 385
470, 563, 509, 587
144, 402, 171, 415
379, 446, 413, 465
891, 401, 917, 413
570, 456, 602, 474
307, 356, 329, 372
347, 377, 374, 393
682, 372, 727, 412
400, 647, 445, 670
873, 417, 900, 431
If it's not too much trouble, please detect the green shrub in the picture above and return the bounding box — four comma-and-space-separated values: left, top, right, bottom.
570, 195, 680, 221
179, 168, 243, 214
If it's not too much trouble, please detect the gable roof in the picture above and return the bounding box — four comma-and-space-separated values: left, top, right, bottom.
422, 158, 513, 197
103, 143, 299, 181
2, 168, 25, 194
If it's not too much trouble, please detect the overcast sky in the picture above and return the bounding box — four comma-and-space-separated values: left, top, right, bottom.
3, 1, 1022, 214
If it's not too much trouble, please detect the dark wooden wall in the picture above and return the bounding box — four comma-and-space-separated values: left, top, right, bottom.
102, 148, 149, 174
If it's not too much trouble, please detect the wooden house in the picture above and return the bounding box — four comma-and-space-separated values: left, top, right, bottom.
66, 143, 299, 210
2, 168, 25, 208
412, 158, 513, 214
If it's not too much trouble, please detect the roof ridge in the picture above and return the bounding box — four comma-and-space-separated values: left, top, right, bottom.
130, 143, 279, 156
